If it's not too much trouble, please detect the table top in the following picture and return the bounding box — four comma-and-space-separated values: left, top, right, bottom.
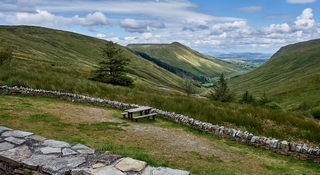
125, 106, 151, 113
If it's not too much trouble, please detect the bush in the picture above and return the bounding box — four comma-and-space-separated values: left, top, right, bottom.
311, 107, 320, 119
265, 102, 282, 110
238, 90, 255, 104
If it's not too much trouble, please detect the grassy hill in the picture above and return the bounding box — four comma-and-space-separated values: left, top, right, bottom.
127, 42, 240, 82
0, 25, 187, 92
1, 25, 320, 161
229, 38, 320, 110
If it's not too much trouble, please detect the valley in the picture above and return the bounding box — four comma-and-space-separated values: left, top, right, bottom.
1, 25, 320, 174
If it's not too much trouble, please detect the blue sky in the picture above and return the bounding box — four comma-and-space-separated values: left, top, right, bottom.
0, 0, 319, 54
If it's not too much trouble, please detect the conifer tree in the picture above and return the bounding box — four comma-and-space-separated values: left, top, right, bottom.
208, 73, 235, 102
90, 41, 133, 86
239, 90, 255, 104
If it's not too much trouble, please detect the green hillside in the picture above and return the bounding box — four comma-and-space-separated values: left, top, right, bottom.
229, 38, 320, 110
2, 25, 320, 147
127, 42, 239, 82
0, 25, 186, 91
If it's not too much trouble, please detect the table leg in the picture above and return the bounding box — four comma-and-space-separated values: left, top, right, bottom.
129, 112, 133, 120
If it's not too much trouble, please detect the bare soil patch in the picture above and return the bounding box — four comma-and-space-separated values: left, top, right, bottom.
44, 103, 245, 163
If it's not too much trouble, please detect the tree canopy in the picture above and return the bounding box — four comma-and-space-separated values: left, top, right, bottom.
90, 42, 133, 87
208, 73, 235, 102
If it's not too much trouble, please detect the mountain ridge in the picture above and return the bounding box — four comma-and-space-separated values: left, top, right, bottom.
229, 38, 320, 110
127, 42, 240, 81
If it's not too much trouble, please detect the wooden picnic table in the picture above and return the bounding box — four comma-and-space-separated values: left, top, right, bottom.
122, 106, 157, 121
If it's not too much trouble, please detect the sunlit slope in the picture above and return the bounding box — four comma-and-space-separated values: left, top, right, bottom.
229, 39, 320, 110
0, 25, 184, 89
127, 42, 239, 78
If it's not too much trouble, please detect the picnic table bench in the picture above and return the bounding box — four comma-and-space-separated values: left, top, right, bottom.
122, 106, 157, 121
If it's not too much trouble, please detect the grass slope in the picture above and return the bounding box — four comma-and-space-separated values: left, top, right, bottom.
229, 38, 320, 110
1, 25, 320, 158
127, 42, 239, 78
0, 25, 184, 90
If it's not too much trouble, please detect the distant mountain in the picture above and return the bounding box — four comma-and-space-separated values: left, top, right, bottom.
127, 42, 240, 82
229, 38, 320, 110
208, 52, 272, 62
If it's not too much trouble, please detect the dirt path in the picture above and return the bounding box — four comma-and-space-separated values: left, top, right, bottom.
45, 103, 242, 163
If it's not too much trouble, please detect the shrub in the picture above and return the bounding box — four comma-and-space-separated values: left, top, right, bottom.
265, 102, 282, 110
311, 107, 320, 119
238, 90, 255, 104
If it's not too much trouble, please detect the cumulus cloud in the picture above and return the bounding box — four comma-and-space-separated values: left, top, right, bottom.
120, 18, 165, 33
261, 23, 291, 34
286, 0, 317, 4
4, 10, 64, 26
96, 33, 106, 38
72, 12, 108, 26
2, 10, 109, 27
294, 8, 315, 30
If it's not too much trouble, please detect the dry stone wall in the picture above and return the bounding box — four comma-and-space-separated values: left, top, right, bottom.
0, 126, 190, 175
1, 86, 320, 164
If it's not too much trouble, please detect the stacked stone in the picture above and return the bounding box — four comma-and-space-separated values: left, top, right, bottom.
0, 126, 190, 175
1, 86, 320, 163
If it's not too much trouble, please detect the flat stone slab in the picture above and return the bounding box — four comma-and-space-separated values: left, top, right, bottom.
42, 156, 86, 175
93, 166, 124, 175
42, 139, 70, 148
0, 126, 13, 132
71, 168, 93, 175
143, 166, 190, 175
0, 142, 15, 151
92, 163, 106, 169
115, 157, 147, 172
23, 154, 58, 170
0, 146, 32, 163
41, 147, 61, 154
72, 143, 94, 154
4, 136, 26, 145
1, 130, 33, 138
62, 147, 78, 156
29, 135, 46, 141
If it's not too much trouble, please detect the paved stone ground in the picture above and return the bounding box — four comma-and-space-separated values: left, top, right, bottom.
0, 126, 190, 175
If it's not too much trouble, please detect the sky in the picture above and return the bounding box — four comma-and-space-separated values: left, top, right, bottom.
0, 0, 320, 54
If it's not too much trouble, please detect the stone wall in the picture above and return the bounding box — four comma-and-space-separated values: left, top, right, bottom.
0, 126, 190, 175
1, 85, 320, 164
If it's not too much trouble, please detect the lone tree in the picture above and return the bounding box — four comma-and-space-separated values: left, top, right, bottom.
0, 48, 13, 66
90, 41, 133, 87
180, 78, 196, 96
208, 73, 235, 102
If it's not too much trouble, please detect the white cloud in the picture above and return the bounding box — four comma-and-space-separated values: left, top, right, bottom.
262, 23, 291, 33
286, 0, 317, 4
2, 10, 109, 27
96, 33, 106, 38
119, 18, 165, 33
4, 10, 64, 26
294, 8, 315, 30
32, 0, 243, 25
231, 6, 264, 13
72, 12, 108, 26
